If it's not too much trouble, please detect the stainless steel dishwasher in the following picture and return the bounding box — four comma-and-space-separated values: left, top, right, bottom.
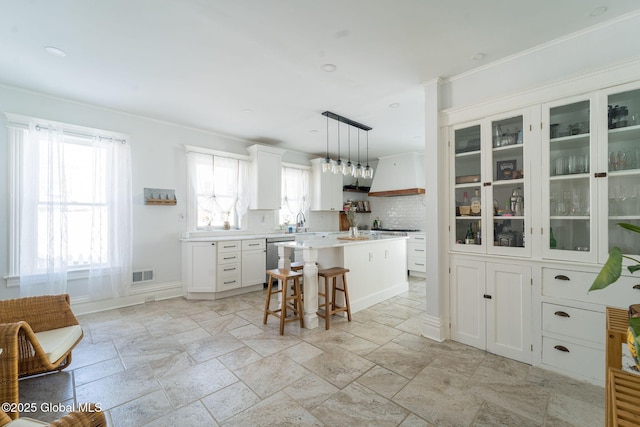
265, 235, 295, 285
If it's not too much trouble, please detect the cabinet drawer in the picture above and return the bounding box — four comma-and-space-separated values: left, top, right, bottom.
408, 233, 426, 243
218, 263, 241, 276
217, 275, 241, 292
408, 257, 426, 272
218, 241, 241, 252
542, 303, 603, 345
541, 336, 604, 383
242, 239, 266, 250
218, 251, 240, 264
408, 244, 426, 258
543, 267, 640, 308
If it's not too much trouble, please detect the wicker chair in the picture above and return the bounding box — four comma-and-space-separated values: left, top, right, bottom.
0, 294, 84, 420
0, 404, 106, 427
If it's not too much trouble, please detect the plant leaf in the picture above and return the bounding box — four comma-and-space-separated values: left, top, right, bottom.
629, 265, 640, 274
589, 247, 622, 292
618, 223, 640, 234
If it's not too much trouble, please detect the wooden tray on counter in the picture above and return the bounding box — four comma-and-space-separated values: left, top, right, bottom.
337, 236, 370, 241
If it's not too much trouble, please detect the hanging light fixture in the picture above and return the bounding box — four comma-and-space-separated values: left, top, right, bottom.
322, 113, 332, 173
364, 130, 374, 179
321, 111, 371, 176
355, 129, 363, 178
344, 124, 354, 176
332, 119, 344, 174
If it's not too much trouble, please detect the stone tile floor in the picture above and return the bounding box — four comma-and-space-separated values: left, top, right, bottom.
18, 277, 605, 426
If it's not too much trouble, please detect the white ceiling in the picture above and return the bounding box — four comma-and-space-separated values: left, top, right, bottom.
1, 1, 640, 159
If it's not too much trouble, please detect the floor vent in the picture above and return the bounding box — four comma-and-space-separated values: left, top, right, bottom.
132, 269, 154, 284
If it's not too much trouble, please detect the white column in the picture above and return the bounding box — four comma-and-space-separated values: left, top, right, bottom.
422, 78, 448, 342
301, 247, 319, 329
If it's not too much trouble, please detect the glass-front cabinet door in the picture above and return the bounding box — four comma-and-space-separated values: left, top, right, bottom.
450, 111, 530, 256
452, 123, 484, 253
489, 114, 529, 256
542, 96, 596, 262
599, 85, 640, 264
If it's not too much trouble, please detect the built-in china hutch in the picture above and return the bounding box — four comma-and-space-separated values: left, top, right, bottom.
445, 64, 640, 386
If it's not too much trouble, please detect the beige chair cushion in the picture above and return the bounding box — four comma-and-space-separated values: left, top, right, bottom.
6, 418, 48, 426
33, 325, 83, 363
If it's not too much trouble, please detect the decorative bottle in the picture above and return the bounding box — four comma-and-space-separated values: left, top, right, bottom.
465, 222, 475, 245
550, 227, 557, 249
476, 220, 482, 245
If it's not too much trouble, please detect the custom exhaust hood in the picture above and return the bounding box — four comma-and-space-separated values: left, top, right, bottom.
368, 152, 425, 197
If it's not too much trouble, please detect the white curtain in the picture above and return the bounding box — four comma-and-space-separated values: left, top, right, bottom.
281, 166, 310, 222
19, 124, 69, 296
188, 152, 250, 227
87, 136, 133, 300
18, 122, 132, 300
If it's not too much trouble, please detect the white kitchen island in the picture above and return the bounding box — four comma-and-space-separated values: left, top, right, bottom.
275, 234, 408, 329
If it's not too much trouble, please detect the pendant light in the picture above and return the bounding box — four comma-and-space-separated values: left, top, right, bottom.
322, 113, 332, 173
364, 130, 374, 179
332, 119, 344, 174
355, 129, 363, 178
344, 124, 354, 176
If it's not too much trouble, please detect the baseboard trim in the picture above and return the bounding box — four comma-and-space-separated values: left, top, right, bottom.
350, 281, 409, 314
421, 313, 448, 342
70, 281, 183, 315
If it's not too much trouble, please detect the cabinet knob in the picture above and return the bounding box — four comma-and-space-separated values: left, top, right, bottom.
554, 311, 570, 318
554, 275, 570, 281
553, 345, 570, 353
483, 294, 492, 299
211, 243, 215, 246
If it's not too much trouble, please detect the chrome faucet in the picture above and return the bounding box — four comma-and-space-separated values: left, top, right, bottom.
296, 211, 306, 232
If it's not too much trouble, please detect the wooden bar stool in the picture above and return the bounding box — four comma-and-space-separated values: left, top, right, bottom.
290, 261, 304, 272
263, 268, 304, 335
317, 267, 352, 330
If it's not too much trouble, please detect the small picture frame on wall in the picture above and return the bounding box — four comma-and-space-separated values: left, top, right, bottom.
496, 160, 517, 180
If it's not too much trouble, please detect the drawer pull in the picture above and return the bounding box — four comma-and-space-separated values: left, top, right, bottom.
224, 280, 236, 285
223, 245, 236, 248
554, 311, 570, 318
554, 274, 570, 281
554, 345, 570, 353
248, 243, 260, 246
634, 285, 640, 290
415, 263, 425, 266
414, 249, 425, 252
224, 256, 236, 260
223, 267, 236, 271
483, 294, 492, 299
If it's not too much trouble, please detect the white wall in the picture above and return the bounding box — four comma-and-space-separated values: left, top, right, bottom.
0, 85, 312, 305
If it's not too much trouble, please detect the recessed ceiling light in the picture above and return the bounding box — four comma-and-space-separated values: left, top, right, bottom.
321, 64, 337, 72
44, 46, 66, 57
472, 53, 485, 61
242, 109, 253, 113
389, 103, 400, 108
590, 6, 607, 16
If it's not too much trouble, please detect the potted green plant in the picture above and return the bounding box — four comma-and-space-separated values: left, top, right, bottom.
590, 222, 640, 369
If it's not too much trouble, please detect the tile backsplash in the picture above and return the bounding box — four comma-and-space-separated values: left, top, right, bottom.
369, 194, 426, 231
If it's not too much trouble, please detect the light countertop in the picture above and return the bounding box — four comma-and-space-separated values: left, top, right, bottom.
274, 234, 408, 249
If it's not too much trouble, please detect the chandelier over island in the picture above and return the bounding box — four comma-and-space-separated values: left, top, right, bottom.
321, 111, 373, 179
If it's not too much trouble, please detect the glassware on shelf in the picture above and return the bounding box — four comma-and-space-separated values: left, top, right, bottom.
550, 228, 557, 249
465, 222, 475, 245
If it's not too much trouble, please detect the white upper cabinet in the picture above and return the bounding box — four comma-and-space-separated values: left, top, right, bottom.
248, 144, 285, 210
541, 82, 640, 264
310, 158, 343, 211
450, 108, 533, 258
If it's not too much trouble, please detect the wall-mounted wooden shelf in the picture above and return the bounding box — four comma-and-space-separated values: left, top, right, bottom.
146, 198, 177, 206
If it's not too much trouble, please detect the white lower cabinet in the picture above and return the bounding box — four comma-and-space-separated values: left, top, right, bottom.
539, 265, 636, 385
241, 239, 266, 287
182, 241, 217, 293
407, 233, 426, 276
450, 257, 532, 364
216, 241, 241, 292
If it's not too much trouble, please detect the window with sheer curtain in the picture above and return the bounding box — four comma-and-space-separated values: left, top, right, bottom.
187, 150, 250, 230
279, 165, 310, 226
6, 114, 132, 300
